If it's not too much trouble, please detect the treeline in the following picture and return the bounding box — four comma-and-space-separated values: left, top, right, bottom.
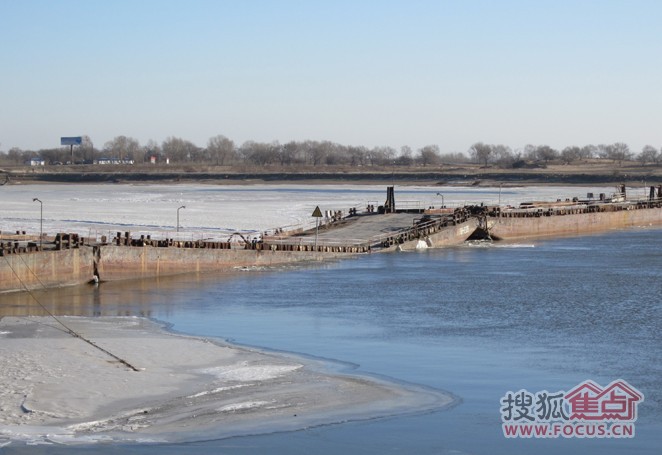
1, 135, 661, 167
469, 142, 662, 167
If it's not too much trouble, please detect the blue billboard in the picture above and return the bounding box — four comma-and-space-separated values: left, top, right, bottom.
61, 136, 82, 146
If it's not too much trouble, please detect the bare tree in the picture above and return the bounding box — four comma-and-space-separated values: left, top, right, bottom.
324, 143, 350, 166
318, 141, 338, 166
162, 137, 199, 162
637, 145, 659, 166
280, 141, 302, 165
78, 135, 96, 162
142, 139, 161, 163
368, 146, 397, 166
561, 146, 581, 164
579, 145, 596, 160
301, 141, 325, 166
418, 145, 441, 166
597, 144, 610, 160
240, 141, 281, 166
605, 142, 632, 166
39, 147, 69, 164
7, 147, 25, 164
491, 145, 513, 167
534, 145, 559, 163
469, 142, 492, 167
396, 146, 414, 166
523, 144, 537, 161
104, 136, 141, 161
207, 135, 235, 166
346, 146, 367, 166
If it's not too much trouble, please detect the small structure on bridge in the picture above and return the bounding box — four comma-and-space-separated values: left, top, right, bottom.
383, 186, 396, 213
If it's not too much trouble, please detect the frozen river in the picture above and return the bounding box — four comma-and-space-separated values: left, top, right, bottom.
0, 183, 631, 241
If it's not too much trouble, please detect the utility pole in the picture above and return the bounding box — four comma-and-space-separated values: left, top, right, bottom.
177, 205, 186, 233
33, 198, 43, 249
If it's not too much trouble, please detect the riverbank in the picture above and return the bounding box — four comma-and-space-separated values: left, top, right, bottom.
0, 316, 452, 445
3, 162, 661, 186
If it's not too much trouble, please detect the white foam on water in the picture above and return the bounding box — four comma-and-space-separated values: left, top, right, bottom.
494, 243, 535, 248
465, 240, 493, 248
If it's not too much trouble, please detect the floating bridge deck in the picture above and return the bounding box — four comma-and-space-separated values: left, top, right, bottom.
4, 185, 662, 293
265, 206, 476, 252
267, 213, 417, 251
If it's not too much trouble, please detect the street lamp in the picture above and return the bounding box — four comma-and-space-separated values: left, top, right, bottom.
177, 205, 186, 233
33, 198, 42, 249
436, 192, 444, 209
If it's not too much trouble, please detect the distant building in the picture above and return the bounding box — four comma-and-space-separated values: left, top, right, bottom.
148, 155, 169, 164
96, 158, 135, 165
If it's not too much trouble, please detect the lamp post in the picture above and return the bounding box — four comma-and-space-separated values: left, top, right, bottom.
177, 205, 186, 233
436, 192, 444, 209
33, 198, 42, 249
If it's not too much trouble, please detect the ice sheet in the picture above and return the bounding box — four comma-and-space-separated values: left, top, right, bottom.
0, 183, 626, 242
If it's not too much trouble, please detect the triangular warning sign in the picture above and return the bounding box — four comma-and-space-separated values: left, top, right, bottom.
312, 206, 323, 218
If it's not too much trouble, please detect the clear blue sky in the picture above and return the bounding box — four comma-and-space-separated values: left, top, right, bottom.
1, 0, 661, 154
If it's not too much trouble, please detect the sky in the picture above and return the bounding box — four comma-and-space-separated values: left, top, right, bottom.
1, 0, 661, 154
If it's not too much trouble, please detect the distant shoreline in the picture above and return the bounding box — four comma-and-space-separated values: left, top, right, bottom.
3, 164, 661, 187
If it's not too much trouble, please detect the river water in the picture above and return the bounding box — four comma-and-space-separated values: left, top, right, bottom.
1, 185, 660, 454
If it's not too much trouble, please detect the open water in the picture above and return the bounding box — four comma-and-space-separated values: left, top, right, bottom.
2, 227, 660, 454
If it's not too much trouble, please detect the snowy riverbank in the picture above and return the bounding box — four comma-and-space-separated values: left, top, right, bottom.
0, 316, 452, 446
